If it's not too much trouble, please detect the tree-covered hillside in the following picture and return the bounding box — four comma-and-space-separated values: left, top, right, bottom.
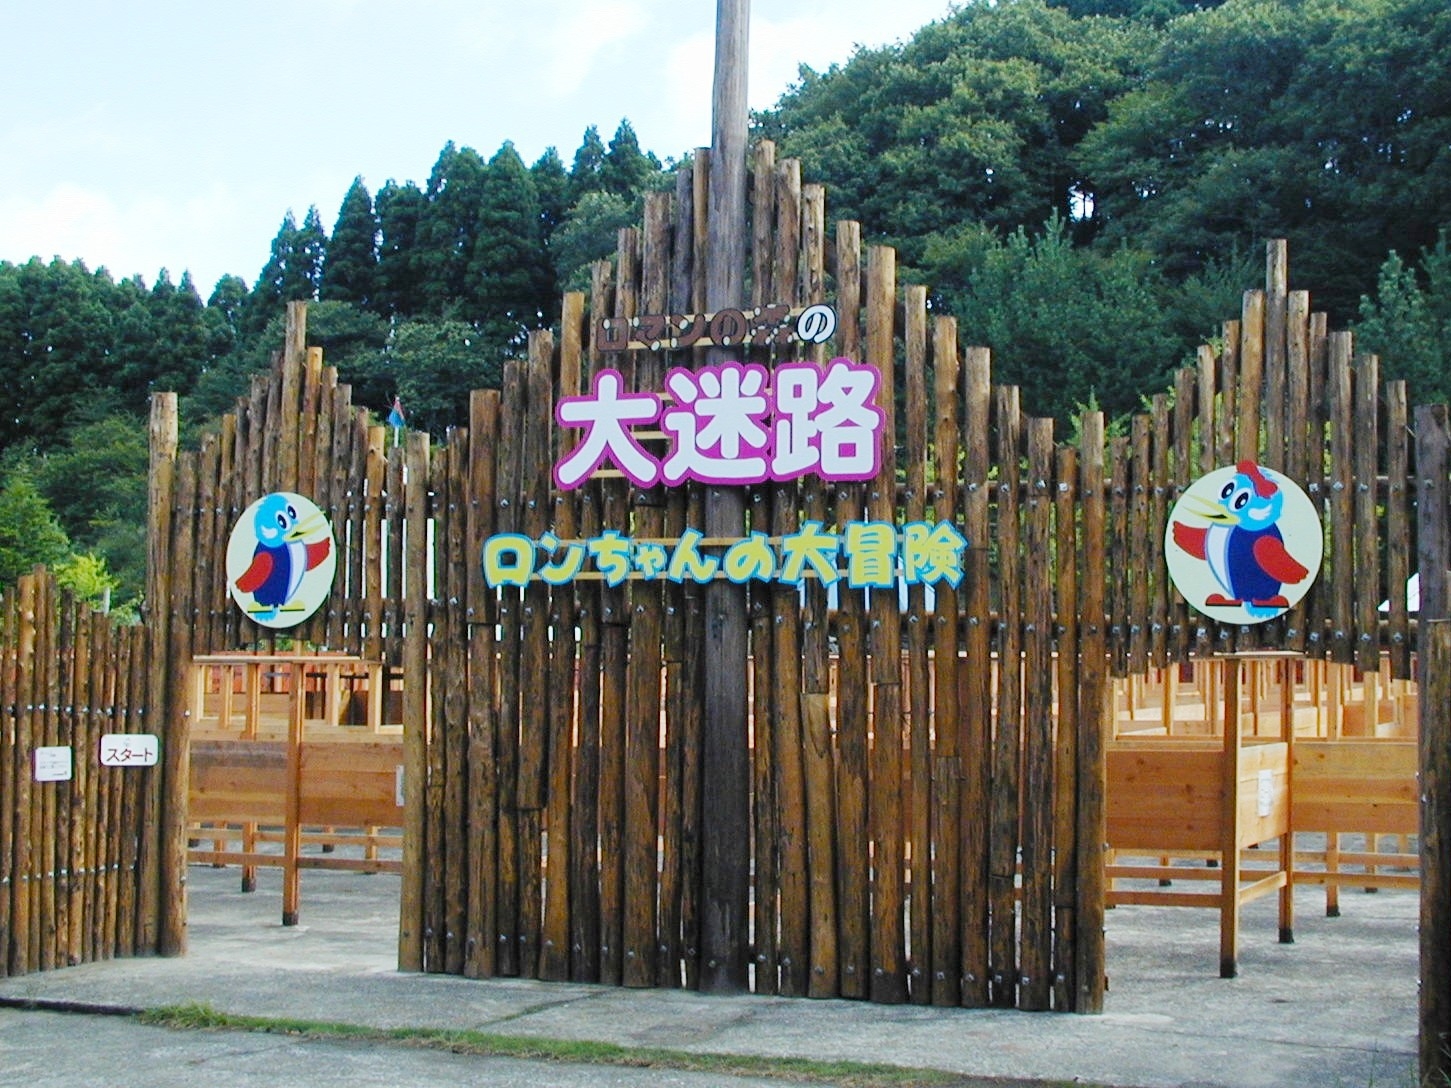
2, 0, 1448, 610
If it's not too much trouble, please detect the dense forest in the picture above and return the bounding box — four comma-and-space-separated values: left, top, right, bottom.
2, 0, 1448, 614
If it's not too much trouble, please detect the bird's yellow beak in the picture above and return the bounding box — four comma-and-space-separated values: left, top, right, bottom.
1184, 495, 1233, 522
284, 512, 328, 541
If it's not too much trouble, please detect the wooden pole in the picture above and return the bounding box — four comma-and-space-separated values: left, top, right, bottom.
1417, 404, 1451, 1084
1422, 620, 1451, 1084
147, 394, 180, 957
700, 0, 751, 995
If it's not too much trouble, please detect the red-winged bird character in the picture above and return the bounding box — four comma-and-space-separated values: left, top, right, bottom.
1170, 461, 1310, 618
234, 493, 332, 622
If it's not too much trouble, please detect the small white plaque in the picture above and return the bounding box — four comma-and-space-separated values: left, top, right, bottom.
34, 746, 73, 782
100, 733, 160, 767
396, 765, 405, 807
1257, 769, 1274, 817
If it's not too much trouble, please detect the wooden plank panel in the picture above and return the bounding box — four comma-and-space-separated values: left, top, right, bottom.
396, 431, 430, 972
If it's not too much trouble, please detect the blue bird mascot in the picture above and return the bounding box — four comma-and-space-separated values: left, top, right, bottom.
233, 493, 333, 622
1170, 461, 1310, 619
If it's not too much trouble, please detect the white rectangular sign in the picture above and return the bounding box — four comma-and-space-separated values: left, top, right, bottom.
1257, 769, 1274, 818
395, 765, 405, 807
100, 733, 160, 767
34, 746, 73, 782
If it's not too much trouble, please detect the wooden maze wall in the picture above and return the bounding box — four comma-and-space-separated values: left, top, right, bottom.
5, 141, 1445, 1009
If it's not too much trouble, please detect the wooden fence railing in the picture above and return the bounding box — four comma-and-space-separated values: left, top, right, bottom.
0, 569, 163, 976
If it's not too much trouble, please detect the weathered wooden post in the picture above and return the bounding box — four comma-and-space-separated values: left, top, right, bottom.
700, 0, 752, 994
148, 392, 181, 956
1418, 403, 1451, 1084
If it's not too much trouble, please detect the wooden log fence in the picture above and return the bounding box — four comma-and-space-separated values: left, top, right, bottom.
1, 143, 1445, 1029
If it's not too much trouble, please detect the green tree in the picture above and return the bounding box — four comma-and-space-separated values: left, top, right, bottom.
360, 319, 505, 437
469, 142, 554, 335
1355, 233, 1451, 406
321, 177, 380, 307
247, 209, 325, 334
600, 119, 661, 198
569, 125, 607, 199
924, 216, 1182, 424
0, 465, 71, 587
531, 147, 571, 241
0, 258, 116, 453
375, 180, 427, 318
31, 413, 150, 608
549, 190, 636, 291
1078, 0, 1451, 319
757, 0, 1154, 265
416, 142, 489, 315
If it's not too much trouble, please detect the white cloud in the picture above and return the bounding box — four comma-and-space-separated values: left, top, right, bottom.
0, 183, 248, 290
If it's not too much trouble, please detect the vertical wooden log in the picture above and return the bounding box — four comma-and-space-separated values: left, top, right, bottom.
541, 303, 585, 983
1107, 438, 1131, 671
1219, 660, 1243, 979
65, 603, 92, 965
865, 245, 906, 1005
514, 335, 554, 980
1075, 411, 1109, 1014
929, 316, 961, 1008
1171, 369, 1196, 660
278, 302, 306, 494
1263, 241, 1289, 471
1417, 404, 1450, 634
466, 391, 500, 979
989, 385, 1022, 1008
10, 576, 38, 976
598, 234, 638, 988
700, 0, 752, 995
657, 174, 696, 991
902, 284, 931, 1004
1421, 620, 1451, 1084
1127, 415, 1151, 674
1149, 396, 1170, 667
1302, 313, 1333, 660
1237, 293, 1265, 464
360, 423, 384, 660
1386, 383, 1412, 677
1052, 446, 1080, 1010
443, 438, 471, 975
798, 185, 838, 1001
160, 452, 197, 956
1019, 418, 1055, 1012
1218, 323, 1240, 469
771, 158, 809, 1000
141, 393, 178, 955
960, 345, 993, 1008
397, 430, 431, 972
1328, 334, 1355, 664
282, 661, 303, 926
832, 220, 870, 1001
1353, 355, 1381, 673
0, 592, 16, 976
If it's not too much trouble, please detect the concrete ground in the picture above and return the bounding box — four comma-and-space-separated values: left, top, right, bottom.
0, 858, 1420, 1088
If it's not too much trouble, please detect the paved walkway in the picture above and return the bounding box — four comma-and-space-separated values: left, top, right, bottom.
0, 863, 1420, 1087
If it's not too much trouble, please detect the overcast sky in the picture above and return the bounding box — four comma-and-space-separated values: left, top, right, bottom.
1, 0, 957, 296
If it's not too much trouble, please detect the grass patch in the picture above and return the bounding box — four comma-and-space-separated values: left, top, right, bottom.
137, 1002, 1094, 1088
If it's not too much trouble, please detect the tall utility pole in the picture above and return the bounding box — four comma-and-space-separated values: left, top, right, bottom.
701, 0, 752, 994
